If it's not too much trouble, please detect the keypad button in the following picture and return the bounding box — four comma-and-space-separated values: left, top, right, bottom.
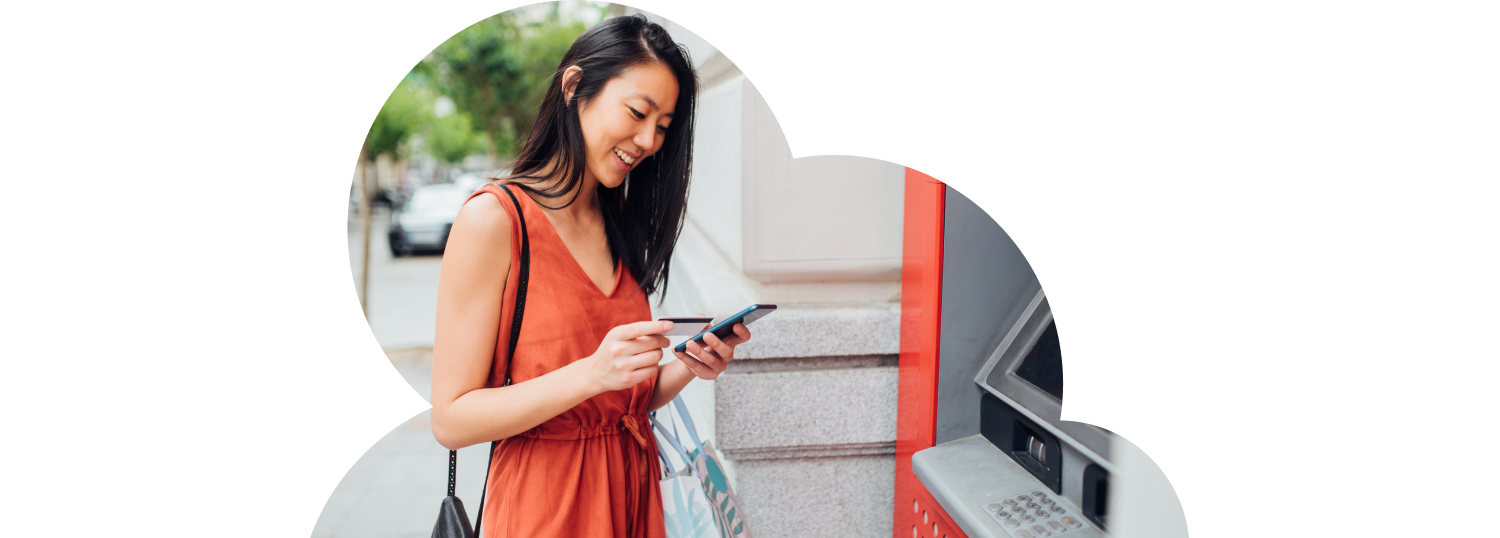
1032, 491, 1046, 497
1017, 531, 1034, 538
1037, 510, 1051, 519
1061, 516, 1082, 528
1004, 519, 1021, 528
988, 503, 1002, 511
1048, 521, 1067, 532
1004, 499, 1018, 506
1018, 495, 1032, 502
1049, 505, 1065, 514
997, 511, 1011, 519
1021, 514, 1036, 523
1026, 502, 1041, 510
1040, 497, 1055, 506
1033, 524, 1052, 537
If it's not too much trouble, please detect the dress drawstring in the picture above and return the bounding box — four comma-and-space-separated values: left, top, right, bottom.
619, 415, 655, 538
620, 415, 649, 448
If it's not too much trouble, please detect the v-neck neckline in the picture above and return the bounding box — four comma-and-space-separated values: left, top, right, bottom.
513, 186, 623, 298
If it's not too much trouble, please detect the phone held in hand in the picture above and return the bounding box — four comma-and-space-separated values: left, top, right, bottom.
673, 304, 776, 353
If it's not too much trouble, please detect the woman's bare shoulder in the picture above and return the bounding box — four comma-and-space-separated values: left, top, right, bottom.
448, 188, 514, 261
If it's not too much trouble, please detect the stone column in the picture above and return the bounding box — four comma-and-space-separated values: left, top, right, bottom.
649, 15, 905, 536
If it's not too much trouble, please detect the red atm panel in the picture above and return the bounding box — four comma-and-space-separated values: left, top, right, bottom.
895, 169, 965, 538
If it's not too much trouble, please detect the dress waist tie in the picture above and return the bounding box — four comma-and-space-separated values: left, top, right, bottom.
619, 415, 655, 538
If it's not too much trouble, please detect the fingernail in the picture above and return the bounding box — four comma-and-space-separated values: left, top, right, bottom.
663, 321, 674, 330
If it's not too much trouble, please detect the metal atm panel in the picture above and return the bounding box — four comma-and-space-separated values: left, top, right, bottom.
896, 177, 1115, 538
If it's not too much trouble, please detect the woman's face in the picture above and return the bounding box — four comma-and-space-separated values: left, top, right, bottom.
572, 62, 679, 189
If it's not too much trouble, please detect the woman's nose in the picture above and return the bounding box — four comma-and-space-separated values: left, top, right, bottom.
634, 126, 658, 153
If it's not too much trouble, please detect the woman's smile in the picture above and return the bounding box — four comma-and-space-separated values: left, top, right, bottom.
613, 147, 639, 169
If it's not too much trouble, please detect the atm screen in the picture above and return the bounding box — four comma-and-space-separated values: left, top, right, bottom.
1012, 320, 1063, 401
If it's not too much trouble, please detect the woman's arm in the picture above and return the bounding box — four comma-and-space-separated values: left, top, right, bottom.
430, 193, 588, 450
648, 359, 696, 413
429, 193, 671, 450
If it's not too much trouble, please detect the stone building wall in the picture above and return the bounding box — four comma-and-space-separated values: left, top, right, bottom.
641, 12, 906, 538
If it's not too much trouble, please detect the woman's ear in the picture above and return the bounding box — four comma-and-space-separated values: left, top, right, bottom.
561, 65, 583, 105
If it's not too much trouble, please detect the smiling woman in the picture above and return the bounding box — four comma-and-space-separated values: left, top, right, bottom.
428, 13, 748, 538
501, 14, 698, 297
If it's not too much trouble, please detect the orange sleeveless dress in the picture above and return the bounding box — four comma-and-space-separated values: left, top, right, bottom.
467, 183, 665, 538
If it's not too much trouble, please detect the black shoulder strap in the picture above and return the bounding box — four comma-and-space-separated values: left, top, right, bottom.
493, 182, 532, 388
449, 181, 531, 538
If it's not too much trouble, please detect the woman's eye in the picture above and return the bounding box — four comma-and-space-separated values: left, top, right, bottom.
657, 125, 668, 133
628, 108, 645, 120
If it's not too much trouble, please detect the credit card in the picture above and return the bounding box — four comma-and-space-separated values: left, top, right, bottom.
658, 316, 714, 336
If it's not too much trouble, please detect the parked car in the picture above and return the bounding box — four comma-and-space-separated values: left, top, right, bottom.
387, 184, 470, 256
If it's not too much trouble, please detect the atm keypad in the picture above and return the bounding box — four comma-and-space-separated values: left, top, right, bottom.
981, 490, 1091, 538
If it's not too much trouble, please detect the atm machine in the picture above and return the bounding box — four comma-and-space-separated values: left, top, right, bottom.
895, 171, 1162, 538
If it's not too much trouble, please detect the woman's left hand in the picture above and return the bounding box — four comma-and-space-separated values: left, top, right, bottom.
674, 321, 751, 381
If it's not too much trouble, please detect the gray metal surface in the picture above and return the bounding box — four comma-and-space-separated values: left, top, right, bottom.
976, 291, 1062, 425
1055, 422, 1112, 462
937, 186, 1044, 444
976, 383, 1117, 477
972, 292, 1116, 464
913, 435, 1105, 538
1058, 436, 1096, 516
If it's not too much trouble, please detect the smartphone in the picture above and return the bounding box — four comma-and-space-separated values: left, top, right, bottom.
657, 316, 714, 336
673, 304, 777, 353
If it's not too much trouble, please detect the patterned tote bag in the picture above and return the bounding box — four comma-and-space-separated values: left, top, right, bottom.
651, 396, 754, 538
653, 410, 718, 538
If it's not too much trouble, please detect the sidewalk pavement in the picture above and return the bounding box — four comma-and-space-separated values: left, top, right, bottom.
311, 349, 490, 538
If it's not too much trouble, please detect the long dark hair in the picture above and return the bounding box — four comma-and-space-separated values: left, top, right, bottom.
504, 14, 697, 301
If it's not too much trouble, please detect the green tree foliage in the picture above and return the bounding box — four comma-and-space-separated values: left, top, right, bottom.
426, 110, 489, 167
364, 78, 432, 163
418, 8, 592, 159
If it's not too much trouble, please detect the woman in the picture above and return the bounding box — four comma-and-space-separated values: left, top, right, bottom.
430, 14, 750, 538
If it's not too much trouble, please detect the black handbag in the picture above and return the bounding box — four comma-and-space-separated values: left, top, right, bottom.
432, 183, 532, 538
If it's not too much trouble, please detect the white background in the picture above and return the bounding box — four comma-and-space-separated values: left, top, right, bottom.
3, 1, 1496, 536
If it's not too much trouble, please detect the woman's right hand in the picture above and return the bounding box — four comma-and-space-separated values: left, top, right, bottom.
585, 320, 673, 393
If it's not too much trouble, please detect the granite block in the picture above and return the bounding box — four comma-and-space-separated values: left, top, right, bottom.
733, 306, 900, 359
715, 366, 897, 456
734, 454, 895, 538
726, 354, 896, 374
